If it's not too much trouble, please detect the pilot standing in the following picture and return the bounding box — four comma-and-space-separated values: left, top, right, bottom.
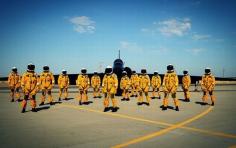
138, 69, 151, 106
182, 70, 191, 102
162, 64, 179, 111
91, 71, 101, 98
8, 67, 21, 102
39, 66, 55, 106
102, 66, 119, 112
201, 68, 216, 106
76, 68, 90, 105
21, 63, 38, 113
120, 71, 131, 101
151, 71, 161, 99
130, 71, 139, 97
58, 70, 70, 101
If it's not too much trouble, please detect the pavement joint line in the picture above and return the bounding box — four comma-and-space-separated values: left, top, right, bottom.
112, 106, 214, 148
59, 104, 236, 141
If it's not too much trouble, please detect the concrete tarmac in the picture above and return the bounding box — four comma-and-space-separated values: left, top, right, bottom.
0, 85, 236, 148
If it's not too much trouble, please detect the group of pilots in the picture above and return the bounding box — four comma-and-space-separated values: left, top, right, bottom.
7, 63, 216, 113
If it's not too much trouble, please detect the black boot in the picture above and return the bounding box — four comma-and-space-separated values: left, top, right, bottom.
21, 108, 26, 113
32, 108, 37, 112
211, 102, 215, 106
112, 107, 119, 112
146, 102, 150, 106
162, 106, 167, 111
11, 99, 14, 102
126, 98, 130, 101
50, 102, 53, 105
79, 101, 82, 105
137, 102, 142, 106
176, 106, 179, 111
121, 98, 126, 101
58, 98, 61, 101
39, 102, 44, 106
104, 107, 110, 112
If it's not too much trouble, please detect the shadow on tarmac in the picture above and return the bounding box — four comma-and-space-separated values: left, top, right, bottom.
36, 106, 50, 112
179, 98, 190, 102
159, 105, 175, 110
195, 101, 209, 106
65, 98, 74, 101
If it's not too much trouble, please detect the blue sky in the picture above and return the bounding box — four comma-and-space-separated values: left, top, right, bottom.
0, 0, 236, 77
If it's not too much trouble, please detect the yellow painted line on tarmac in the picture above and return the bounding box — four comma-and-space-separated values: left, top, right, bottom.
59, 103, 172, 127
59, 104, 236, 141
112, 106, 213, 148
181, 126, 236, 139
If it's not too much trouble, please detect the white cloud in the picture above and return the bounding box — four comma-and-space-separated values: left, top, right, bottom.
158, 18, 191, 37
186, 48, 204, 55
192, 34, 211, 40
120, 41, 143, 52
69, 16, 95, 33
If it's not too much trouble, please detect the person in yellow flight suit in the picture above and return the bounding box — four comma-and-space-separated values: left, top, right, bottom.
58, 70, 70, 101
8, 67, 21, 102
91, 71, 101, 98
21, 63, 38, 113
137, 69, 150, 106
201, 68, 216, 106
151, 71, 161, 99
130, 71, 139, 97
120, 71, 131, 101
162, 64, 179, 111
76, 68, 90, 105
182, 70, 191, 102
39, 66, 55, 106
102, 66, 119, 112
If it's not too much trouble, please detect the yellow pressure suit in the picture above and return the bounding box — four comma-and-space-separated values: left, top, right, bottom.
120, 75, 131, 101
151, 75, 161, 99
182, 75, 191, 102
76, 74, 90, 105
39, 72, 55, 105
162, 72, 179, 110
8, 72, 21, 101
201, 74, 216, 105
91, 75, 101, 98
58, 74, 70, 100
138, 74, 150, 105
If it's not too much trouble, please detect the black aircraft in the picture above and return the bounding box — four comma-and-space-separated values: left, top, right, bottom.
112, 50, 132, 95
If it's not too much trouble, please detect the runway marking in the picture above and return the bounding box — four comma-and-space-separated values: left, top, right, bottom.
60, 104, 172, 127
59, 104, 236, 142
112, 106, 213, 148
181, 126, 236, 139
